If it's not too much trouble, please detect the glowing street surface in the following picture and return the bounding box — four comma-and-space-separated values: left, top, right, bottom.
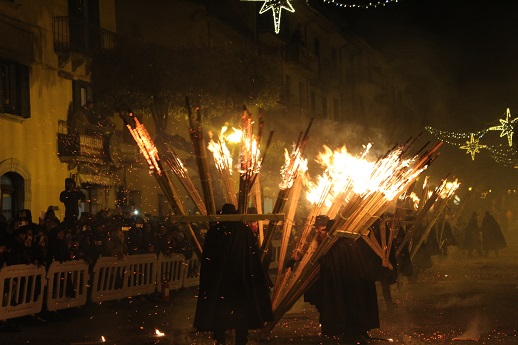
2, 227, 517, 345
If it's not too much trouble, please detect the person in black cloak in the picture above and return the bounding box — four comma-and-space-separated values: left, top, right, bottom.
193, 203, 273, 345
408, 219, 434, 281
246, 206, 274, 288
304, 218, 380, 344
462, 212, 483, 258
369, 215, 399, 312
481, 211, 507, 257
435, 214, 458, 257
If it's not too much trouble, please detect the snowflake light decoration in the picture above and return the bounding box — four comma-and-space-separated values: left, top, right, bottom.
488, 108, 517, 147
460, 133, 487, 161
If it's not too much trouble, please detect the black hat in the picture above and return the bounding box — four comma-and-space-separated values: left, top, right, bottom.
314, 215, 330, 227
325, 219, 335, 230
221, 203, 237, 214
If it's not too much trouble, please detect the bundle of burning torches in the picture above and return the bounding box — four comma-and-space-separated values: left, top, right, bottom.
122, 112, 203, 258
124, 107, 466, 334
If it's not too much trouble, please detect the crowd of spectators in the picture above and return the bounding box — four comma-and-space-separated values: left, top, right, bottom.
0, 206, 201, 269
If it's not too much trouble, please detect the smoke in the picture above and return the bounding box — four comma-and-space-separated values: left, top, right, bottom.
453, 314, 489, 341
435, 294, 483, 309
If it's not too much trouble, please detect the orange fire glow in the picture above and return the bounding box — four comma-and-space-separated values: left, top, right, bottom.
126, 116, 161, 175
439, 179, 461, 199
279, 146, 308, 190
305, 144, 427, 209
207, 129, 234, 174
221, 125, 242, 143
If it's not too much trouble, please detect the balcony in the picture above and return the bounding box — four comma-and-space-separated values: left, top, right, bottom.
52, 16, 115, 69
57, 121, 139, 166
312, 58, 341, 91
282, 43, 318, 75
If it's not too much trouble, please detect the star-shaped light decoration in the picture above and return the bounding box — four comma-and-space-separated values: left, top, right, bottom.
488, 108, 517, 147
459, 133, 487, 161
243, 0, 295, 34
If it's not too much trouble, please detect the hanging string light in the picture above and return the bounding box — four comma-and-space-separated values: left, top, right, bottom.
425, 126, 489, 147
322, 0, 401, 9
426, 108, 518, 162
241, 0, 401, 34
487, 144, 518, 168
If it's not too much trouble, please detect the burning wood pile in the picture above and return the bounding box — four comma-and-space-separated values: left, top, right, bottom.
123, 106, 459, 334
261, 138, 444, 334
395, 176, 461, 258
121, 112, 204, 258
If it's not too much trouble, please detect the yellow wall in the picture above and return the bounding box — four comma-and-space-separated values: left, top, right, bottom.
0, 0, 116, 221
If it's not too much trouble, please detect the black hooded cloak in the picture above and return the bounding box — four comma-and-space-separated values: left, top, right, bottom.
193, 219, 273, 332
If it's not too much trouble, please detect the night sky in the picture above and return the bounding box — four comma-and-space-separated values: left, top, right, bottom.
319, 0, 518, 193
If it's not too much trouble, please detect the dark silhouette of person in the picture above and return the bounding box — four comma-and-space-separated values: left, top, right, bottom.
462, 212, 483, 258
60, 178, 86, 225
194, 203, 273, 345
304, 219, 380, 344
246, 206, 274, 288
481, 211, 507, 257
369, 215, 399, 312
115, 185, 128, 208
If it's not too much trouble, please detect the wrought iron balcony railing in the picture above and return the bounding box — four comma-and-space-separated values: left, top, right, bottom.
53, 16, 115, 56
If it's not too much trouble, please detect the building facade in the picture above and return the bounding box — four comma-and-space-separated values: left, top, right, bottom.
1, 0, 417, 223
0, 0, 135, 224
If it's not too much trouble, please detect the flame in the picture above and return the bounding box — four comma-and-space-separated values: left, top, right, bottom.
238, 116, 262, 175
155, 329, 165, 337
422, 175, 429, 189
207, 129, 234, 174
279, 146, 308, 190
305, 144, 374, 207
101, 336, 106, 342
439, 178, 461, 199
305, 144, 427, 209
127, 115, 161, 175
408, 192, 420, 210
221, 125, 242, 143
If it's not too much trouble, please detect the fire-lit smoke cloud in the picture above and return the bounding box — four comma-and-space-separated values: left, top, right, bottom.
454, 313, 489, 342
435, 294, 483, 309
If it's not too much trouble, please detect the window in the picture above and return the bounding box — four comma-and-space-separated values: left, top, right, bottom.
0, 57, 30, 118
333, 97, 339, 120
72, 80, 92, 112
1, 172, 24, 222
299, 82, 306, 106
331, 46, 337, 67
322, 96, 327, 119
314, 38, 320, 58
284, 75, 291, 103
310, 91, 316, 114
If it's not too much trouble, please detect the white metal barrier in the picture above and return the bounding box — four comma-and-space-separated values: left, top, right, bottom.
0, 252, 198, 320
269, 239, 281, 269
182, 255, 200, 288
0, 264, 46, 321
123, 253, 157, 298
90, 256, 127, 303
157, 253, 185, 292
45, 259, 90, 311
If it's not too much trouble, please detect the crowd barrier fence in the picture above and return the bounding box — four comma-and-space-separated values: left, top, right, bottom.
0, 264, 46, 321
0, 240, 282, 321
